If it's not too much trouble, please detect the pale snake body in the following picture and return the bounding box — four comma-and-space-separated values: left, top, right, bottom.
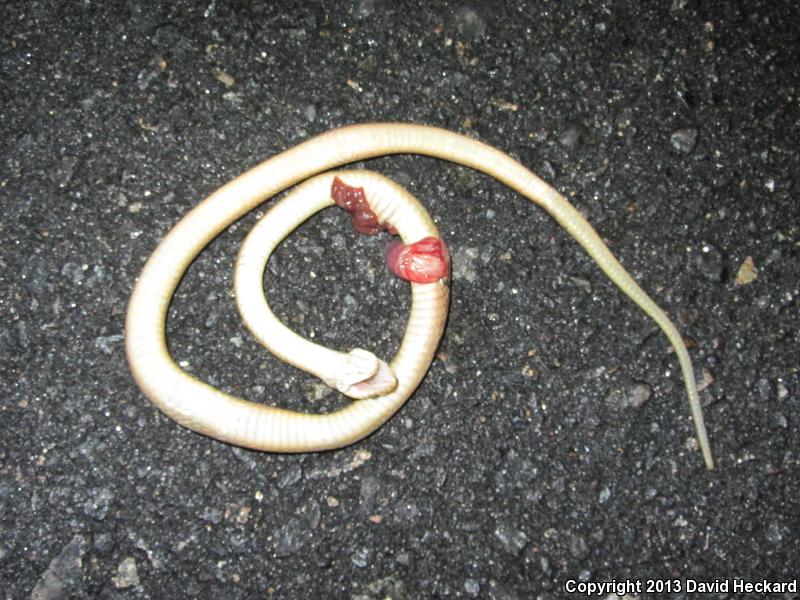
125, 123, 714, 469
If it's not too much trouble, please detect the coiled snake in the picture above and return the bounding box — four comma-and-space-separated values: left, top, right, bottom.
125, 124, 714, 469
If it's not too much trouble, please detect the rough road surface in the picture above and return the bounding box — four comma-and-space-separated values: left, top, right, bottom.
2, 2, 798, 598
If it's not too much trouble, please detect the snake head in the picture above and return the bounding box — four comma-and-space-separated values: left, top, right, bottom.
333, 348, 397, 399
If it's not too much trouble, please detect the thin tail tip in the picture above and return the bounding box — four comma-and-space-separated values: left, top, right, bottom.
702, 446, 715, 470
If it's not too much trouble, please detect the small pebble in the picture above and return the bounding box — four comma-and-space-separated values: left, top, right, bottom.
452, 6, 487, 41
49, 155, 79, 187
359, 476, 381, 514
756, 378, 774, 401
112, 557, 140, 589
277, 463, 303, 488
569, 534, 590, 560
628, 383, 653, 409
84, 487, 115, 521
766, 521, 785, 544
696, 244, 725, 282
735, 255, 758, 285
351, 547, 370, 568
670, 127, 698, 154
93, 533, 115, 555
494, 521, 528, 555
464, 578, 481, 596
353, 0, 376, 19
559, 124, 588, 149
30, 535, 87, 600
273, 518, 305, 557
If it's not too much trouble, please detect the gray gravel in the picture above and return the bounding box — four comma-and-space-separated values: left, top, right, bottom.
2, 1, 798, 598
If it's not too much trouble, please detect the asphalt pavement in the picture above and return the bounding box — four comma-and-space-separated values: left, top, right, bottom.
2, 1, 798, 598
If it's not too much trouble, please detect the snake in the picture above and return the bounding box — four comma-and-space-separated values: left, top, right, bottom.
125, 123, 714, 469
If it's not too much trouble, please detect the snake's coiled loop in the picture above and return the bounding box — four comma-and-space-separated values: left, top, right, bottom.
125, 123, 713, 468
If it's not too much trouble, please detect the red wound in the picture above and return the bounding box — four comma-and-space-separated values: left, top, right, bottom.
332, 177, 392, 235
331, 177, 446, 283
386, 237, 450, 283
